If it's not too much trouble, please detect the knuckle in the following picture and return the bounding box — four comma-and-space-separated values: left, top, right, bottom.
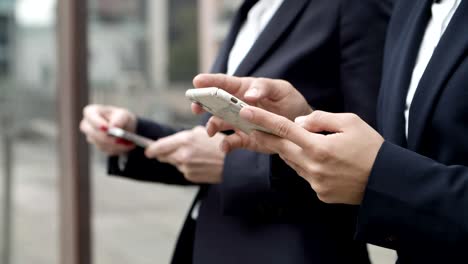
274, 119, 291, 138
310, 110, 325, 123
346, 113, 360, 125
279, 79, 292, 89
316, 185, 332, 203
181, 132, 193, 145
284, 80, 293, 88
305, 163, 322, 178
314, 143, 332, 163
178, 150, 193, 164
184, 149, 194, 160
83, 105, 92, 116
173, 154, 184, 164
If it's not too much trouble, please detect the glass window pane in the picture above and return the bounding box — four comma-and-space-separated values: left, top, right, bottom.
89, 0, 202, 263
1, 0, 59, 263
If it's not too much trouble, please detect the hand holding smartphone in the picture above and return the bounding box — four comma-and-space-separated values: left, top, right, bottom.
107, 127, 153, 148
186, 87, 272, 134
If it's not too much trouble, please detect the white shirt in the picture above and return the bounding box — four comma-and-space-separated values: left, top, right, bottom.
191, 0, 284, 220
226, 0, 285, 75
405, 0, 461, 138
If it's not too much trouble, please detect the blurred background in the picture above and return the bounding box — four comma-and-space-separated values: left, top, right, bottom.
0, 0, 396, 263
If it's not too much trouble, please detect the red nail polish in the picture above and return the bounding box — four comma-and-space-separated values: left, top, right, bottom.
100, 125, 108, 132
115, 138, 133, 146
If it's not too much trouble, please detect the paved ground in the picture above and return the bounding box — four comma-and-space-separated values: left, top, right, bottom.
0, 134, 397, 264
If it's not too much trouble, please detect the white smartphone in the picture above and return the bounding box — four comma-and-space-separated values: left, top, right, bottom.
107, 127, 153, 148
185, 87, 272, 134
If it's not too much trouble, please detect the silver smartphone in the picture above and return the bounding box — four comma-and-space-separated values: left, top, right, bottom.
185, 87, 272, 134
107, 127, 153, 148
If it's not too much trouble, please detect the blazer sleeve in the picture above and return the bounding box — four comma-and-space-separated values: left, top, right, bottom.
339, 0, 393, 127
355, 141, 468, 249
108, 118, 193, 186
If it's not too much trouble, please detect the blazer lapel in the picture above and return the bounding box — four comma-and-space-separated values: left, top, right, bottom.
407, 0, 468, 150
233, 0, 309, 77
379, 0, 433, 147
210, 0, 259, 73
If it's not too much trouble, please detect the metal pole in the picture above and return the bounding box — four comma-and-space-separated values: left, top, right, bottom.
197, 0, 219, 72
57, 0, 92, 263
147, 0, 169, 121
147, 0, 168, 88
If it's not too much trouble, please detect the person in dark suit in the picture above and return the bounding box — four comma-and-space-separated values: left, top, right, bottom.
206, 0, 468, 263
80, 0, 392, 263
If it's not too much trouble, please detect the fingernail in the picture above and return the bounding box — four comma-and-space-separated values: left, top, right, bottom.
100, 125, 108, 132
240, 108, 254, 121
295, 116, 306, 126
245, 88, 258, 98
115, 138, 133, 146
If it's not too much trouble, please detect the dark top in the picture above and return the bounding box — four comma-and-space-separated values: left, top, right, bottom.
109, 0, 393, 263
356, 0, 468, 262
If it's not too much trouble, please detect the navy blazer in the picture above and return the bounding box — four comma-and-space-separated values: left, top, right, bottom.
356, 0, 468, 262
109, 0, 392, 263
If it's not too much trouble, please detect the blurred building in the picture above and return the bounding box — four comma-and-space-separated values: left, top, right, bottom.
0, 0, 14, 76
95, 0, 146, 22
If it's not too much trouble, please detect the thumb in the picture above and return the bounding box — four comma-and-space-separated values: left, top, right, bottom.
295, 111, 344, 133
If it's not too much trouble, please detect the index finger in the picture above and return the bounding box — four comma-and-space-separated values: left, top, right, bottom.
206, 116, 234, 137
240, 106, 322, 147
191, 102, 206, 115
145, 134, 183, 158
193, 74, 254, 98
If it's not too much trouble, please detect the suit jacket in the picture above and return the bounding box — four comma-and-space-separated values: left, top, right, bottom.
355, 0, 468, 262
109, 0, 392, 263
